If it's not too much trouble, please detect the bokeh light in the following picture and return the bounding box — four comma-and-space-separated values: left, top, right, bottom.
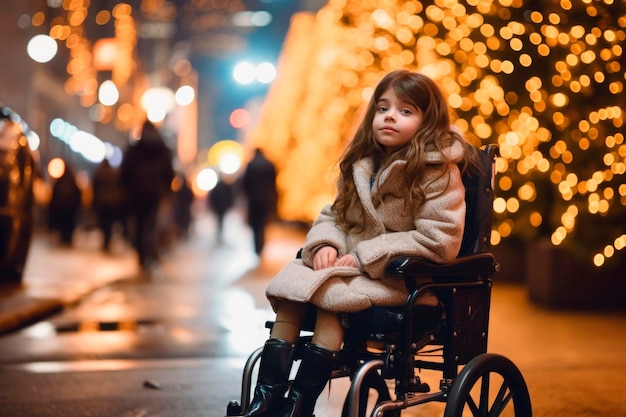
175, 85, 195, 106
233, 61, 277, 85
207, 140, 244, 172
229, 108, 251, 129
98, 80, 119, 106
233, 62, 256, 84
27, 34, 58, 63
196, 167, 218, 192
47, 157, 65, 179
141, 87, 175, 123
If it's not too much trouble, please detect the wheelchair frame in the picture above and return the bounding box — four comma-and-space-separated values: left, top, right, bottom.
226, 145, 531, 417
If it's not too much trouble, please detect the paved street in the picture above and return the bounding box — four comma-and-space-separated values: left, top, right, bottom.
0, 210, 625, 417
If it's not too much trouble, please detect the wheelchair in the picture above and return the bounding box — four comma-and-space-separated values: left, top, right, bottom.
226, 145, 531, 417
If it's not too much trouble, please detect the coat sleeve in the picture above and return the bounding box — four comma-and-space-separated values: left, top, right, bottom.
300, 204, 349, 267
353, 164, 466, 279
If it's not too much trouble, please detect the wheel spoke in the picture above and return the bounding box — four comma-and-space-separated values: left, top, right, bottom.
479, 373, 490, 415
489, 380, 513, 416
466, 395, 479, 416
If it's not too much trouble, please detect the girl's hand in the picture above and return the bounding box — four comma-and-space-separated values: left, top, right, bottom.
335, 253, 358, 268
313, 246, 338, 270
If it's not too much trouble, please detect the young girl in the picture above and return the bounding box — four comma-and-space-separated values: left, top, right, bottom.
243, 70, 476, 417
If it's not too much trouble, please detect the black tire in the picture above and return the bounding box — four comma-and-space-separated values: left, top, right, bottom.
444, 353, 531, 417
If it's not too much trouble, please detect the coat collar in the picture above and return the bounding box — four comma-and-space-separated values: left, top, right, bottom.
349, 140, 464, 223
353, 140, 464, 186
352, 158, 408, 229
353, 158, 406, 194
353, 158, 384, 227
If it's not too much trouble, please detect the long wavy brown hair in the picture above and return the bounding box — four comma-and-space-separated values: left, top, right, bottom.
332, 70, 473, 233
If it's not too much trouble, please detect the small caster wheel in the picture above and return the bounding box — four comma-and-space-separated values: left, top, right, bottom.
226, 400, 241, 416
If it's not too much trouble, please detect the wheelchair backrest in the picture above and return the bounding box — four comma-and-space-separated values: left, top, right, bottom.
441, 145, 498, 370
457, 145, 498, 257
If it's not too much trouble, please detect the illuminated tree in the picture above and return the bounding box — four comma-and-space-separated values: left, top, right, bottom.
247, 0, 626, 268
465, 0, 626, 269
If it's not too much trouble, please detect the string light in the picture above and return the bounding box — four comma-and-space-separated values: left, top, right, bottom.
45, 2, 137, 112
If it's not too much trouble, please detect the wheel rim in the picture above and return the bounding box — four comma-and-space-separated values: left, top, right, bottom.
444, 353, 532, 417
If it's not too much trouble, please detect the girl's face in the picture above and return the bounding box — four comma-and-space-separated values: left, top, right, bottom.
372, 87, 423, 153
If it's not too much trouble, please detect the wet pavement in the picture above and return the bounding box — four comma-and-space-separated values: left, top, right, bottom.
0, 229, 139, 335
0, 211, 625, 417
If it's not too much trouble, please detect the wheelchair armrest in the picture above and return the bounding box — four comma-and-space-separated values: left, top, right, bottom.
385, 252, 499, 279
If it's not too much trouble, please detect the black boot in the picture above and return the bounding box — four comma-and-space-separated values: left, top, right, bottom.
243, 338, 295, 417
277, 343, 337, 417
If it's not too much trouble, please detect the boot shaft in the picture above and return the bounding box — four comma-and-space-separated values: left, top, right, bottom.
258, 338, 295, 385
280, 343, 337, 417
242, 338, 295, 417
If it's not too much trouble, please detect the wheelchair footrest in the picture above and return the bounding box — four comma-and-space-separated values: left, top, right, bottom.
407, 380, 430, 393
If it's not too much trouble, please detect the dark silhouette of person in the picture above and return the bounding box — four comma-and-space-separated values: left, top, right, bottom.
91, 158, 126, 251
242, 148, 277, 255
207, 175, 235, 244
120, 120, 174, 268
172, 174, 194, 240
48, 163, 82, 245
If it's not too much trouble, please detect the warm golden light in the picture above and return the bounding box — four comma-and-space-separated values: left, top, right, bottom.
92, 38, 119, 71
47, 158, 65, 179
245, 0, 626, 267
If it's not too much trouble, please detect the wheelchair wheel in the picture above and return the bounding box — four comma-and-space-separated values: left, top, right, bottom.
443, 353, 531, 417
341, 371, 398, 417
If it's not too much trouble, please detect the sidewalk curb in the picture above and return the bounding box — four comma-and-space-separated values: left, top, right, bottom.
0, 295, 63, 335
0, 230, 140, 336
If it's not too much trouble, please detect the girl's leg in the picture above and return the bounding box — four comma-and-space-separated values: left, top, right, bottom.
311, 308, 344, 351
270, 300, 308, 343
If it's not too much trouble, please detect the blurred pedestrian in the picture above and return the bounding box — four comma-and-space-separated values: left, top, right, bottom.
48, 163, 82, 245
207, 174, 235, 244
172, 173, 194, 240
242, 148, 277, 255
120, 120, 174, 268
91, 158, 126, 252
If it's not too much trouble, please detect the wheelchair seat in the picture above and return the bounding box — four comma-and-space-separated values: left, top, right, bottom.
226, 145, 532, 417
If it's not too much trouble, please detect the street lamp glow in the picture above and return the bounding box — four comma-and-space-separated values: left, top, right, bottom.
27, 34, 58, 63
175, 85, 195, 106
233, 62, 256, 84
26, 130, 40, 151
250, 11, 272, 27
219, 152, 242, 174
256, 62, 276, 84
47, 157, 66, 179
233, 61, 276, 85
196, 167, 219, 191
141, 87, 175, 123
146, 107, 167, 123
98, 80, 119, 106
69, 130, 106, 163
49, 118, 78, 144
232, 11, 273, 28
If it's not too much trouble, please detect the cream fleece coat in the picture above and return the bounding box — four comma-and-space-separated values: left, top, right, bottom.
266, 140, 466, 313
